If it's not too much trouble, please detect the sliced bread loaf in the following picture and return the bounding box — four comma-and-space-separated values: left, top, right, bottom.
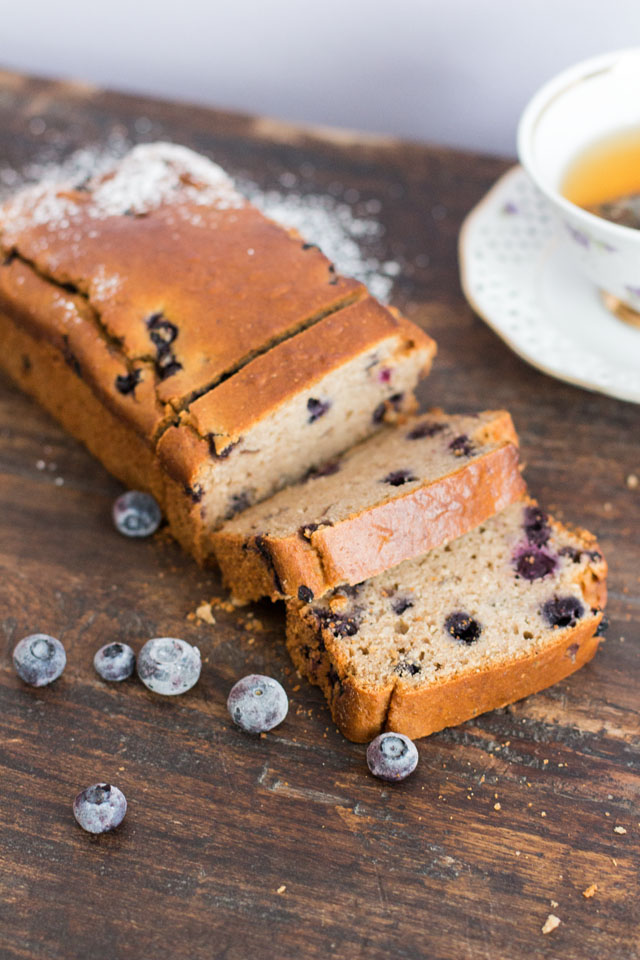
285, 500, 607, 741
213, 409, 526, 601
0, 143, 436, 564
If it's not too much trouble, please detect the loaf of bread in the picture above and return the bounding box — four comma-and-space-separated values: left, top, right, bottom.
0, 143, 436, 562
213, 409, 526, 602
285, 500, 607, 741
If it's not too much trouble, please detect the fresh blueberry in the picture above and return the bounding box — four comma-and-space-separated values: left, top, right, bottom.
137, 637, 201, 695
112, 491, 162, 538
13, 634, 66, 686
366, 732, 418, 781
227, 674, 288, 733
93, 642, 136, 682
73, 783, 127, 834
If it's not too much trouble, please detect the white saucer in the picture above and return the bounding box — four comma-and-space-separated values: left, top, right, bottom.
459, 165, 640, 404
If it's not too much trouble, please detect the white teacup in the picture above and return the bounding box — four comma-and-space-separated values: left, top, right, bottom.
518, 48, 640, 314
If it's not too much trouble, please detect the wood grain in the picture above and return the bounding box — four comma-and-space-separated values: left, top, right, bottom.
0, 71, 638, 960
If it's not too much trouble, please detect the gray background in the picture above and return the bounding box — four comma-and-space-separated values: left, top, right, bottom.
1, 0, 638, 154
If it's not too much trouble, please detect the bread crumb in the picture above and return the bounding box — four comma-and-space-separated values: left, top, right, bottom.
550, 900, 558, 908
626, 473, 638, 490
494, 802, 501, 811
582, 883, 598, 899
276, 885, 286, 894
329, 595, 348, 612
542, 915, 560, 935
195, 602, 216, 625
614, 826, 627, 834
541, 811, 547, 817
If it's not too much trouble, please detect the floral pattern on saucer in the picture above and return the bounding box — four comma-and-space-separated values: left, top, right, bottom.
459, 166, 640, 404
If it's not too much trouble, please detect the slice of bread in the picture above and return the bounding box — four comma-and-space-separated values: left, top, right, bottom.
212, 409, 525, 602
285, 499, 607, 742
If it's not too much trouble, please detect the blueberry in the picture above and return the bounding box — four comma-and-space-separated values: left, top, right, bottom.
112, 491, 162, 538
307, 397, 331, 422
93, 642, 136, 682
227, 674, 288, 733
73, 783, 127, 834
317, 610, 360, 637
523, 506, 551, 547
366, 732, 418, 781
137, 637, 201, 695
394, 660, 421, 676
513, 545, 558, 581
13, 634, 66, 686
542, 596, 584, 629
445, 612, 482, 644
382, 469, 417, 486
298, 585, 314, 603
114, 370, 141, 396
391, 595, 414, 615
449, 434, 474, 457
406, 421, 446, 440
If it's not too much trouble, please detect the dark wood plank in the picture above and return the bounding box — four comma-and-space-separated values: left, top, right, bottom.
0, 70, 638, 960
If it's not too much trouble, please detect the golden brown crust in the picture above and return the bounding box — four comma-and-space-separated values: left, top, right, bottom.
0, 151, 366, 408
0, 258, 167, 441
0, 306, 166, 499
385, 616, 602, 741
182, 297, 436, 450
214, 412, 524, 602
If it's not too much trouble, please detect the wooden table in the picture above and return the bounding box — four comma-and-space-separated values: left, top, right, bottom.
0, 72, 638, 960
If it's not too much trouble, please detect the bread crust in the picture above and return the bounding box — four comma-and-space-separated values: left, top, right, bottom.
214, 411, 525, 602
0, 148, 366, 408
285, 533, 608, 742
182, 297, 435, 452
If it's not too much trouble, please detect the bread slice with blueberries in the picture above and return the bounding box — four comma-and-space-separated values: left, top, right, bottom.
285, 499, 607, 742
212, 409, 526, 603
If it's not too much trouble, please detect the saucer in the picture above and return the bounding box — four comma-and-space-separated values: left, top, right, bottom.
459, 165, 640, 404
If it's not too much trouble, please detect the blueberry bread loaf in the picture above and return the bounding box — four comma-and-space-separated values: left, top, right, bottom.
285, 500, 607, 741
213, 409, 526, 602
0, 143, 436, 561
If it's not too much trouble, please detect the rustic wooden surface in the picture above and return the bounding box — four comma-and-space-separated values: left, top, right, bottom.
0, 71, 638, 960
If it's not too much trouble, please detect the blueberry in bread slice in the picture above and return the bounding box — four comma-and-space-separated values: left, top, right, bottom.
0, 144, 436, 562
285, 500, 607, 741
213, 409, 526, 602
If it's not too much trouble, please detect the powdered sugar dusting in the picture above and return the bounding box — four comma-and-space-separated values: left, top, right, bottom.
244, 185, 396, 302
90, 264, 122, 301
0, 139, 398, 300
0, 142, 243, 235
88, 143, 243, 217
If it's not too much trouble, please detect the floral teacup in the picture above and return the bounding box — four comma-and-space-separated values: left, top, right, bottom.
518, 48, 640, 315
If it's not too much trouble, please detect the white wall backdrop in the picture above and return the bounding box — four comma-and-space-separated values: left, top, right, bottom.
1, 0, 639, 155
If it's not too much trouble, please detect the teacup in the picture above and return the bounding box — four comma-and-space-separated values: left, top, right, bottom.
518, 48, 640, 316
